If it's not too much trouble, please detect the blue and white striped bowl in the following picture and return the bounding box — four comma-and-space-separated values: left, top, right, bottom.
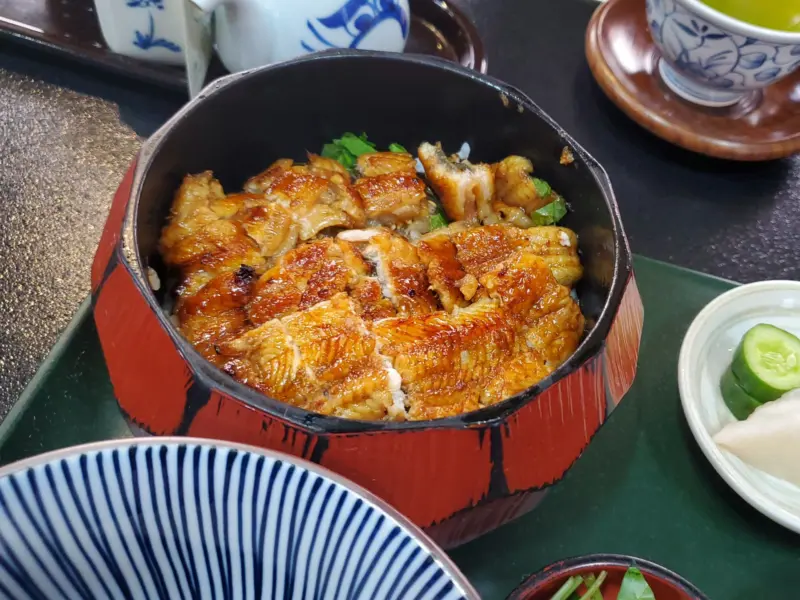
0, 438, 478, 600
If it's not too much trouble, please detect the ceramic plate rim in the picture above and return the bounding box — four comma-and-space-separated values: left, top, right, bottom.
0, 436, 481, 600
678, 280, 800, 534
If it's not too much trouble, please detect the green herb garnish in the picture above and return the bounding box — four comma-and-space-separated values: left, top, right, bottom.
618, 568, 655, 600
532, 177, 552, 198
321, 133, 408, 170
321, 132, 376, 170
531, 196, 567, 226
321, 140, 357, 170
337, 132, 376, 157
429, 212, 448, 230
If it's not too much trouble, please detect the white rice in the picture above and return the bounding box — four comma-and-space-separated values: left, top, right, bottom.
337, 229, 379, 242
147, 267, 161, 291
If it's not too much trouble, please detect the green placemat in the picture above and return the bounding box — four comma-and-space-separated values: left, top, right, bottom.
1, 256, 798, 598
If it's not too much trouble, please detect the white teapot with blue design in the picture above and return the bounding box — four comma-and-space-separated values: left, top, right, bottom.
94, 0, 410, 72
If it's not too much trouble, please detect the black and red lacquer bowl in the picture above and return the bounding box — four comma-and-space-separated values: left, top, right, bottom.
91, 51, 643, 549
507, 554, 708, 599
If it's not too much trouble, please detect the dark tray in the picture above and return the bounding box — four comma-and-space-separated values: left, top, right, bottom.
0, 0, 486, 93
1, 255, 798, 598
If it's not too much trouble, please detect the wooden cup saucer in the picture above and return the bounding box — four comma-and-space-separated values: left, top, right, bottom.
585, 0, 800, 161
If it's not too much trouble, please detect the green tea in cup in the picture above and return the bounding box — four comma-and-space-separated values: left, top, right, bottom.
700, 0, 800, 32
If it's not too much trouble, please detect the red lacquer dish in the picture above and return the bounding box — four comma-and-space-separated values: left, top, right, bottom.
507, 554, 708, 599
91, 51, 643, 548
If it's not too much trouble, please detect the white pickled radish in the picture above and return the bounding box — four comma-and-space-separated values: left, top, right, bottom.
714, 389, 800, 487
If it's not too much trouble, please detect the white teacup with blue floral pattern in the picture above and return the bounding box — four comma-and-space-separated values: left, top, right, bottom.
93, 0, 410, 72
94, 0, 187, 65
646, 0, 800, 107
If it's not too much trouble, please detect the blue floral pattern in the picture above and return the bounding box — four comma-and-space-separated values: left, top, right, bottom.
128, 0, 181, 54
646, 0, 800, 91
302, 0, 409, 53
126, 0, 164, 9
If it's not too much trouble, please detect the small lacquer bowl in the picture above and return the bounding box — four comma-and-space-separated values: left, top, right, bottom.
646, 0, 800, 107
506, 554, 708, 600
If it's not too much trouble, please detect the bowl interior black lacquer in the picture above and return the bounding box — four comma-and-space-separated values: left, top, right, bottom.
131, 51, 631, 434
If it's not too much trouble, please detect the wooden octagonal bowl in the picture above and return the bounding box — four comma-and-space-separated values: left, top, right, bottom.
90, 51, 643, 549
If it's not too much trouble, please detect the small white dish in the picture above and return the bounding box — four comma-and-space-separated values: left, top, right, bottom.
678, 280, 800, 534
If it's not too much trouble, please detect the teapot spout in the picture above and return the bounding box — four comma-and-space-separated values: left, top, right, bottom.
188, 0, 226, 14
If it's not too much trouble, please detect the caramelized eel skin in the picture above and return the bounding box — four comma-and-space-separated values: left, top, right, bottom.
159, 147, 584, 421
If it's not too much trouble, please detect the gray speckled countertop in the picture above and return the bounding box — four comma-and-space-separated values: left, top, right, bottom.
0, 68, 138, 415
0, 49, 181, 418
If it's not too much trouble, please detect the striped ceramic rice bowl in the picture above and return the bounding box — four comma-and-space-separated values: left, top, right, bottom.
0, 438, 479, 600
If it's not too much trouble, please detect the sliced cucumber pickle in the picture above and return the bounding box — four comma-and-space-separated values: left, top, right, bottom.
720, 366, 764, 420
731, 323, 800, 403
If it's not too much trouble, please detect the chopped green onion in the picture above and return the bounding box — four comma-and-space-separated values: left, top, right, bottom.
578, 571, 607, 600
389, 143, 408, 153
580, 571, 608, 600
532, 177, 552, 198
530, 196, 567, 226
580, 574, 604, 600
618, 567, 655, 600
429, 212, 448, 230
549, 575, 584, 600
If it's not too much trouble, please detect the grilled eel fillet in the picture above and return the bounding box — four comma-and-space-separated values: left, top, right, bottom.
245, 227, 438, 326
160, 162, 584, 421
217, 250, 583, 421
417, 145, 570, 233
160, 161, 425, 363
418, 223, 582, 312
418, 142, 494, 223
159, 165, 364, 362
221, 294, 406, 421
355, 152, 430, 226
159, 172, 266, 363
373, 251, 583, 420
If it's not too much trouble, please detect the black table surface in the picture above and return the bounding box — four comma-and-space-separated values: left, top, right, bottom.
0, 0, 798, 418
